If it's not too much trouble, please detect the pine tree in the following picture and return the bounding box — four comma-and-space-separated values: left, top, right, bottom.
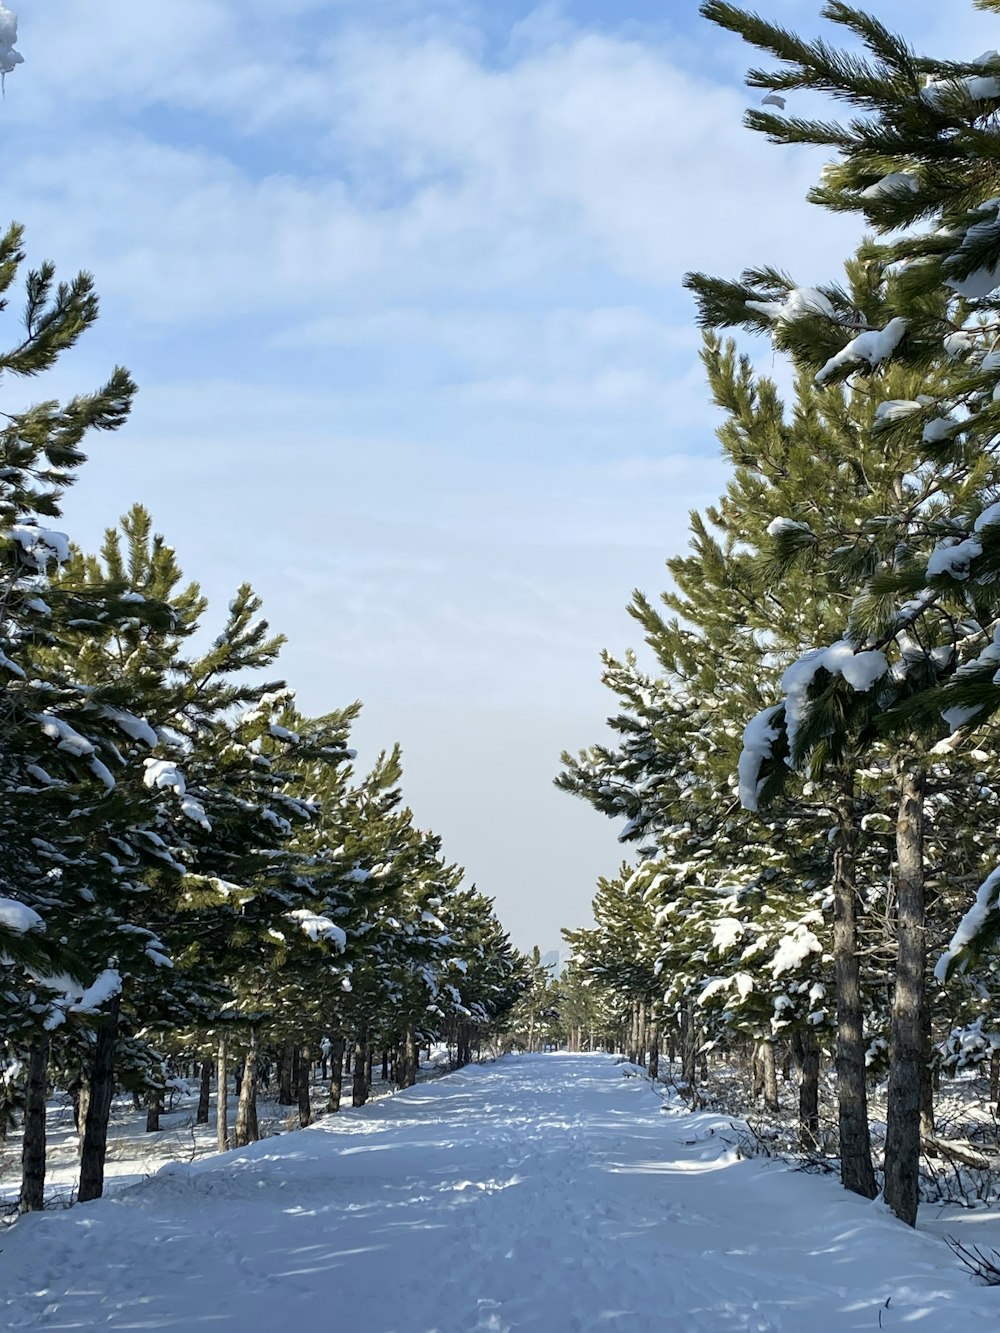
684, 0, 1000, 1223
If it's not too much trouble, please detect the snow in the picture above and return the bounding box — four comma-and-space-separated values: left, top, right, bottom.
745, 286, 834, 324
697, 976, 730, 1006
738, 704, 782, 811
286, 909, 347, 949
974, 501, 1000, 532
0, 897, 43, 934
944, 200, 1000, 299
873, 398, 921, 423
179, 794, 211, 829
3, 1055, 1000, 1330
937, 865, 1000, 980
781, 641, 889, 759
734, 972, 754, 1000
711, 917, 745, 952
944, 331, 976, 357
9, 524, 69, 570
770, 923, 823, 976
926, 535, 983, 580
143, 758, 211, 828
103, 708, 158, 748
923, 64, 1000, 108
814, 318, 907, 384
0, 648, 24, 677
88, 755, 117, 790
924, 415, 958, 444
766, 516, 812, 538
33, 712, 94, 757
942, 704, 984, 732
143, 758, 185, 792
860, 172, 918, 200
68, 967, 122, 1015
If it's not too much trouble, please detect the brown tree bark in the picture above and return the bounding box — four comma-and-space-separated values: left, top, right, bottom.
145, 1090, 162, 1133
75, 1073, 91, 1159
401, 1025, 418, 1089
78, 996, 121, 1203
759, 1040, 779, 1112
297, 1045, 312, 1127
832, 774, 878, 1200
216, 1032, 229, 1153
196, 1059, 212, 1125
328, 1036, 346, 1112
19, 1035, 49, 1213
233, 1027, 260, 1147
793, 1030, 821, 1152
352, 1027, 369, 1107
884, 762, 926, 1227
278, 1039, 295, 1106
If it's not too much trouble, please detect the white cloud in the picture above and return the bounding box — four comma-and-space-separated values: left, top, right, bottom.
9, 0, 984, 948
8, 13, 862, 324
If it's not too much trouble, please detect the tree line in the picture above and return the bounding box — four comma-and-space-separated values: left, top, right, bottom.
0, 223, 526, 1213
560, 0, 1000, 1228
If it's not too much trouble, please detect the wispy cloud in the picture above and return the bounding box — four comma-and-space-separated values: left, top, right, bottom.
3, 0, 983, 947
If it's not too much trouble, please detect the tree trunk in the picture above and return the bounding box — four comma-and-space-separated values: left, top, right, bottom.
297, 1045, 312, 1127
648, 1024, 659, 1082
751, 1045, 764, 1100
19, 1035, 49, 1213
991, 1052, 1000, 1114
680, 1004, 696, 1088
78, 996, 121, 1203
402, 1025, 418, 1089
233, 1028, 260, 1147
759, 1040, 779, 1112
196, 1059, 212, 1125
381, 1048, 389, 1082
216, 1032, 229, 1153
146, 1090, 162, 1133
884, 762, 926, 1228
920, 1001, 936, 1150
328, 1036, 346, 1112
352, 1027, 369, 1107
76, 1074, 91, 1159
832, 775, 878, 1200
278, 1039, 295, 1106
628, 999, 639, 1064
793, 1030, 821, 1152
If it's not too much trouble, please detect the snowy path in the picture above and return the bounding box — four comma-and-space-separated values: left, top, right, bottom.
4, 1054, 999, 1331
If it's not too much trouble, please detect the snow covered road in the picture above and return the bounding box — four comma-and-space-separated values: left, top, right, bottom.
4, 1054, 999, 1330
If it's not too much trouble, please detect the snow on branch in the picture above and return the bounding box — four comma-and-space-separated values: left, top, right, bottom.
781, 641, 888, 759
0, 897, 43, 934
814, 318, 907, 385
738, 641, 889, 812
738, 705, 783, 812
936, 865, 1000, 983
745, 287, 834, 324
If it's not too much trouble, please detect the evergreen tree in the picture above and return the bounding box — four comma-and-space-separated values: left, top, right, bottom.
683, 0, 1000, 1223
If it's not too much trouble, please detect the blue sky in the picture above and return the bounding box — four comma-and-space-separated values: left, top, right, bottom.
3, 0, 996, 952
